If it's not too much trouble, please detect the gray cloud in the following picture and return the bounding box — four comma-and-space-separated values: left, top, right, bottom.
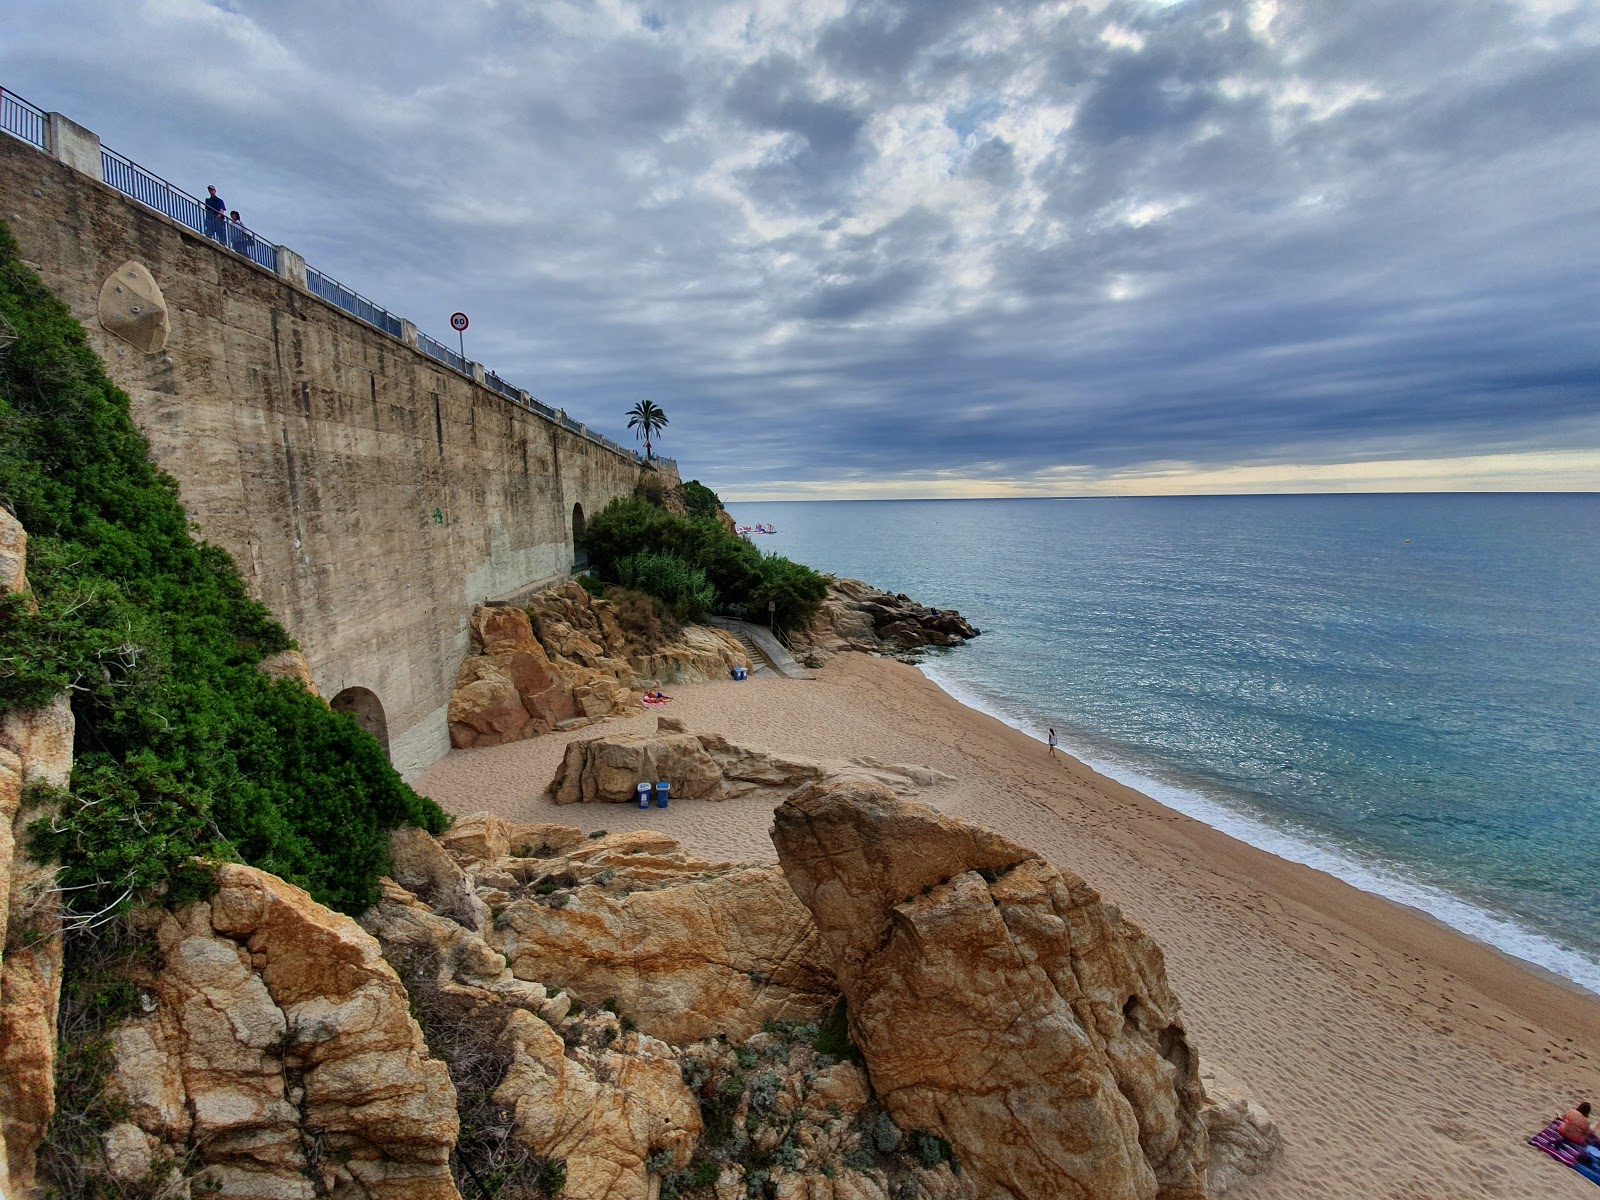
2, 0, 1597, 496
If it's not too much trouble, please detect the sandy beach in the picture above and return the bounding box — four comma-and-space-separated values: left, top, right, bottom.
418, 653, 1600, 1199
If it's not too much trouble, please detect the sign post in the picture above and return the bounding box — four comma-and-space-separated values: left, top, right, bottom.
450, 311, 469, 362
768, 599, 776, 632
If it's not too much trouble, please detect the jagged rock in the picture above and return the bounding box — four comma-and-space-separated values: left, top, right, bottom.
448, 606, 583, 748
490, 859, 835, 1043
437, 814, 589, 866
496, 1010, 701, 1200
789, 577, 980, 661
773, 779, 1211, 1200
0, 510, 70, 1197
1200, 1066, 1282, 1194
528, 582, 750, 688
106, 863, 461, 1200
363, 858, 703, 1200
550, 721, 954, 806
448, 586, 753, 749
97, 260, 170, 353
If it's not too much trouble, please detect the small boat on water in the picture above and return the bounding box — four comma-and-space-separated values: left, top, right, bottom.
737, 523, 778, 535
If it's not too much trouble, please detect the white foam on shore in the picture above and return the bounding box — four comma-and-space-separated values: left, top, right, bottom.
919, 662, 1600, 997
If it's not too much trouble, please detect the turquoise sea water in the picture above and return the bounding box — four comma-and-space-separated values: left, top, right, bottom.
725, 494, 1600, 993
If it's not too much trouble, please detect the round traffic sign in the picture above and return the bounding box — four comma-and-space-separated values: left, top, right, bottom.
450, 312, 469, 332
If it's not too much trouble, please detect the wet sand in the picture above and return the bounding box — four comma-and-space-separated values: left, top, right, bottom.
418, 653, 1600, 1199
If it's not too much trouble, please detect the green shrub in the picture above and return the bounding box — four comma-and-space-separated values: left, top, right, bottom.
615, 551, 716, 623
0, 221, 445, 918
581, 498, 826, 631
577, 573, 607, 598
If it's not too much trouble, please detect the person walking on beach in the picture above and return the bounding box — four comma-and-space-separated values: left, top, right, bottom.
1047, 727, 1058, 758
203, 185, 228, 242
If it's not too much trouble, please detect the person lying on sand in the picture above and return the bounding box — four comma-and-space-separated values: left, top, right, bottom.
1559, 1102, 1595, 1145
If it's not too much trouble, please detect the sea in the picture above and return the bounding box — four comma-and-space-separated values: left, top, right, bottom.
724, 493, 1600, 994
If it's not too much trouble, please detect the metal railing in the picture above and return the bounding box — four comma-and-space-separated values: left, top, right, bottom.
99, 144, 277, 272
4, 82, 656, 470
417, 331, 469, 375
484, 370, 520, 403
306, 267, 402, 338
0, 88, 46, 150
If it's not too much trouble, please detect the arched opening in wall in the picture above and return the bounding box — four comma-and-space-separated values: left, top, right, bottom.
572, 502, 588, 570
331, 687, 390, 760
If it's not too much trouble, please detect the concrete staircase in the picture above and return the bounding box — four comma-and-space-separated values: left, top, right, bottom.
708, 617, 815, 680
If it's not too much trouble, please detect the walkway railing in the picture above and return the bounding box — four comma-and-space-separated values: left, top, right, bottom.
418, 331, 469, 375
305, 267, 402, 338
0, 89, 46, 151
3, 82, 653, 469
100, 144, 277, 273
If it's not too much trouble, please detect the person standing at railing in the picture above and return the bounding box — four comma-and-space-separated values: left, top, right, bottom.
228, 210, 255, 258
203, 185, 228, 242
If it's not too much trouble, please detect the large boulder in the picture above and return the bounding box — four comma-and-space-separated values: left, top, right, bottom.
549, 720, 953, 806
772, 779, 1210, 1200
449, 606, 584, 748
105, 864, 462, 1199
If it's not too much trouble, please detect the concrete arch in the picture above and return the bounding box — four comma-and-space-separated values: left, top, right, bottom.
330, 686, 390, 759
572, 502, 588, 569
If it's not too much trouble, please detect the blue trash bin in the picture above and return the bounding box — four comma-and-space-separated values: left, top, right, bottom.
655, 780, 671, 809
636, 782, 652, 809
732, 666, 748, 681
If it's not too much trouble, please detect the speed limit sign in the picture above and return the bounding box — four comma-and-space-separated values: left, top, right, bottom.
450, 312, 469, 332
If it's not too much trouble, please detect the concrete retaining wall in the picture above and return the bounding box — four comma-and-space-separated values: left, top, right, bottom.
0, 133, 661, 777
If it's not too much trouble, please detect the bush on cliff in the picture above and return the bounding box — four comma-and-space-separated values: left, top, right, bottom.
680, 479, 722, 518
580, 496, 827, 631
0, 221, 446, 917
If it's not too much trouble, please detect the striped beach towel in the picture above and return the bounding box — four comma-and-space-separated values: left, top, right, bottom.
1530, 1117, 1600, 1188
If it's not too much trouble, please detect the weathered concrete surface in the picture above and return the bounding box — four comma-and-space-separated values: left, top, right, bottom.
1, 134, 655, 777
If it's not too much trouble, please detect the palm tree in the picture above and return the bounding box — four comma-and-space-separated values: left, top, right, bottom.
626, 400, 669, 460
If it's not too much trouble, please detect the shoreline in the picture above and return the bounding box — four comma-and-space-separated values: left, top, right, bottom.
418, 652, 1600, 1199
918, 659, 1600, 1000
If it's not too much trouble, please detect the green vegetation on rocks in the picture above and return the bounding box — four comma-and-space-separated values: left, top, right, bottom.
0, 222, 446, 918
581, 496, 827, 632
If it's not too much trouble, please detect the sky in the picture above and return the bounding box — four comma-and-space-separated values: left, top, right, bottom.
3, 0, 1598, 500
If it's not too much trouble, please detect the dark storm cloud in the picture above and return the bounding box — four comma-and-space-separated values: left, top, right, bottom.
2, 0, 1597, 496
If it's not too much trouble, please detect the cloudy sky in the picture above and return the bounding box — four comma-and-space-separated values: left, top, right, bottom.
5, 0, 1598, 498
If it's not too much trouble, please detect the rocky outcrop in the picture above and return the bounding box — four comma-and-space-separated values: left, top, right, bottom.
448, 604, 598, 749
449, 587, 751, 750
528, 581, 749, 689
790, 577, 980, 661
105, 863, 462, 1199
0, 508, 70, 1197
420, 817, 836, 1042
550, 718, 954, 806
773, 778, 1215, 1200
363, 836, 713, 1200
